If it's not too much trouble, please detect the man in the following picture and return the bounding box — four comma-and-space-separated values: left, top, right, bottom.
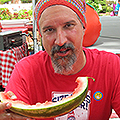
115, 0, 120, 16
0, 0, 120, 120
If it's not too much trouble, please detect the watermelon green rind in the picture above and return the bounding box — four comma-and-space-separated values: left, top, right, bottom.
9, 88, 87, 118
10, 87, 87, 118
0, 77, 88, 118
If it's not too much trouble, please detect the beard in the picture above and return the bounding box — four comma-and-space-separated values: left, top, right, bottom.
51, 43, 77, 74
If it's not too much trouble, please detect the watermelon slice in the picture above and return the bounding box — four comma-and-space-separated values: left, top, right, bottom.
0, 77, 89, 118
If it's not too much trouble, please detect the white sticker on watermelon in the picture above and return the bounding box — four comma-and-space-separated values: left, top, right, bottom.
52, 90, 91, 120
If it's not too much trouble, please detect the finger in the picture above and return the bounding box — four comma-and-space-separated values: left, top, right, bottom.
0, 112, 13, 120
0, 102, 12, 113
0, 112, 35, 120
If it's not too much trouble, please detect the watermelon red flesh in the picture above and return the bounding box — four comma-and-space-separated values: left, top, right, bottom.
0, 77, 88, 118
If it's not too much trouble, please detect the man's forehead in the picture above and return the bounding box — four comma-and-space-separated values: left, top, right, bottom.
40, 5, 76, 18
39, 5, 84, 29
39, 5, 80, 27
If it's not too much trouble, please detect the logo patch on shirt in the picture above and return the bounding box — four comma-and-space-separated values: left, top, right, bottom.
93, 91, 103, 101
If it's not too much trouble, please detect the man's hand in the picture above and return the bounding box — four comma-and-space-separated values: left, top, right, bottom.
0, 112, 35, 120
0, 102, 11, 113
0, 102, 35, 120
0, 91, 35, 120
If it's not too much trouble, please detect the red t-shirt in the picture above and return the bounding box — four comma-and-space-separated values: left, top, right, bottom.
5, 47, 120, 120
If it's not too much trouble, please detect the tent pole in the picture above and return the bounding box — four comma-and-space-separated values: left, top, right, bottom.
32, 0, 38, 53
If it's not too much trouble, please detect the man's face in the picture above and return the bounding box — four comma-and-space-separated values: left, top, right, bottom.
40, 5, 85, 75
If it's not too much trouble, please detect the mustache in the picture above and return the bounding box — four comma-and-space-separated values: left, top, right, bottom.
51, 43, 75, 56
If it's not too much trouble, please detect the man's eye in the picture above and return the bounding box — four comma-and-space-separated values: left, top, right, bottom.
64, 24, 74, 28
44, 28, 54, 33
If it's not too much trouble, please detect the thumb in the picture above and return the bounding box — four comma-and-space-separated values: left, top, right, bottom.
0, 102, 12, 112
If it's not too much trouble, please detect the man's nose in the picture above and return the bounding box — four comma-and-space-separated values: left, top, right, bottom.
55, 28, 67, 46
